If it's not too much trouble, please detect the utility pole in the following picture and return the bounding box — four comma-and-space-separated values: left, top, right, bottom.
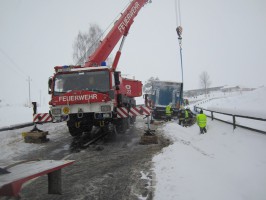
27, 76, 32, 107
39, 90, 42, 107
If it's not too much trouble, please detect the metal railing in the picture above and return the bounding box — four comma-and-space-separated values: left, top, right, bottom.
0, 122, 34, 132
194, 106, 266, 134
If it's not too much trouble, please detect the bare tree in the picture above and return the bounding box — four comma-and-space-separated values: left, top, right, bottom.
143, 77, 160, 94
73, 24, 103, 65
199, 71, 211, 97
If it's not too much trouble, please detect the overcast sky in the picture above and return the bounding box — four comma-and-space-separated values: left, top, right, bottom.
1, 0, 266, 105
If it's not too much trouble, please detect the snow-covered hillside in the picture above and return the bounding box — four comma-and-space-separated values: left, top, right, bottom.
198, 87, 266, 119
192, 87, 266, 132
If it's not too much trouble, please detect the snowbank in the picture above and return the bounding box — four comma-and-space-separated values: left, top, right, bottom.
153, 121, 266, 200
152, 87, 266, 200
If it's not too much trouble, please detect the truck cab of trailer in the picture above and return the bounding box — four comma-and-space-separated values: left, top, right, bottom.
146, 81, 183, 120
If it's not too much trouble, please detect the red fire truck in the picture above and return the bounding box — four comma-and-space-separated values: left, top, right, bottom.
48, 0, 151, 137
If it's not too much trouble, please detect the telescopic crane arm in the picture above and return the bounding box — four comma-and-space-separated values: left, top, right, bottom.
83, 0, 150, 70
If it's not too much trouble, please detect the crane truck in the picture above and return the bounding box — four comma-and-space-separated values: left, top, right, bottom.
48, 0, 151, 137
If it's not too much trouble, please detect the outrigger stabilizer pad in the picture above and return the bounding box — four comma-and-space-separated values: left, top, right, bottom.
144, 129, 155, 136
140, 115, 158, 144
140, 129, 158, 145
21, 124, 49, 143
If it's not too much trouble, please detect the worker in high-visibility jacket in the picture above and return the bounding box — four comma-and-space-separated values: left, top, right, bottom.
184, 108, 192, 127
165, 103, 173, 121
196, 109, 207, 134
178, 106, 185, 126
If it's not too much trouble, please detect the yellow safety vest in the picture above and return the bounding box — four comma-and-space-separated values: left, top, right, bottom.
185, 110, 189, 118
197, 114, 207, 128
165, 105, 172, 116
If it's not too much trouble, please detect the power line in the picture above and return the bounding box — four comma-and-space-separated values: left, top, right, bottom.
26, 76, 32, 107
0, 48, 32, 105
0, 47, 28, 77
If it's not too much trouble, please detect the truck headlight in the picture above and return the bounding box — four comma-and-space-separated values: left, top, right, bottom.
94, 112, 112, 119
101, 105, 111, 112
103, 113, 112, 118
51, 108, 61, 115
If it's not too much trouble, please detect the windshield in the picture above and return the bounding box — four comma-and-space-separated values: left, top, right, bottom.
53, 70, 110, 95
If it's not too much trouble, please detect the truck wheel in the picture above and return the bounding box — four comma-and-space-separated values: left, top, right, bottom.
83, 124, 93, 133
130, 116, 136, 124
68, 126, 83, 137
125, 117, 130, 129
103, 123, 117, 139
116, 119, 123, 133
121, 118, 130, 132
108, 123, 117, 138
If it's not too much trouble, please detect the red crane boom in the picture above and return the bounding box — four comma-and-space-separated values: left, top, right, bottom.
84, 0, 150, 70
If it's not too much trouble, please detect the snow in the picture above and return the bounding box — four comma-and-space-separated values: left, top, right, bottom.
153, 87, 266, 200
153, 121, 266, 200
0, 122, 68, 161
201, 87, 266, 119
194, 88, 266, 132
1, 87, 266, 199
0, 104, 49, 127
0, 105, 32, 127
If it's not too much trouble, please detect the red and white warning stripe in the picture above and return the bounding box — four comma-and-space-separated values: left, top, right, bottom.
117, 106, 151, 118
117, 107, 129, 118
33, 113, 52, 123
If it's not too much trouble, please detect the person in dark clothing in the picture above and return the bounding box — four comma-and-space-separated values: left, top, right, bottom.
184, 108, 194, 127
178, 108, 185, 126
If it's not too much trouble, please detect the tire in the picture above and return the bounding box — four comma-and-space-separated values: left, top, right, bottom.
103, 123, 117, 139
83, 124, 93, 133
108, 123, 117, 138
116, 118, 129, 134
68, 126, 83, 137
125, 117, 130, 129
130, 116, 136, 124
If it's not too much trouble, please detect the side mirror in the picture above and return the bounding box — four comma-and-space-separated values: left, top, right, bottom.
114, 71, 120, 86
48, 77, 53, 94
108, 90, 115, 99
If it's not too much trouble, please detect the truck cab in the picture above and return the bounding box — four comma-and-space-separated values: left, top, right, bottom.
146, 81, 183, 119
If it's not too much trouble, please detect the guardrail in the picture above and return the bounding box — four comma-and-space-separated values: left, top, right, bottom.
0, 122, 34, 132
194, 106, 266, 134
